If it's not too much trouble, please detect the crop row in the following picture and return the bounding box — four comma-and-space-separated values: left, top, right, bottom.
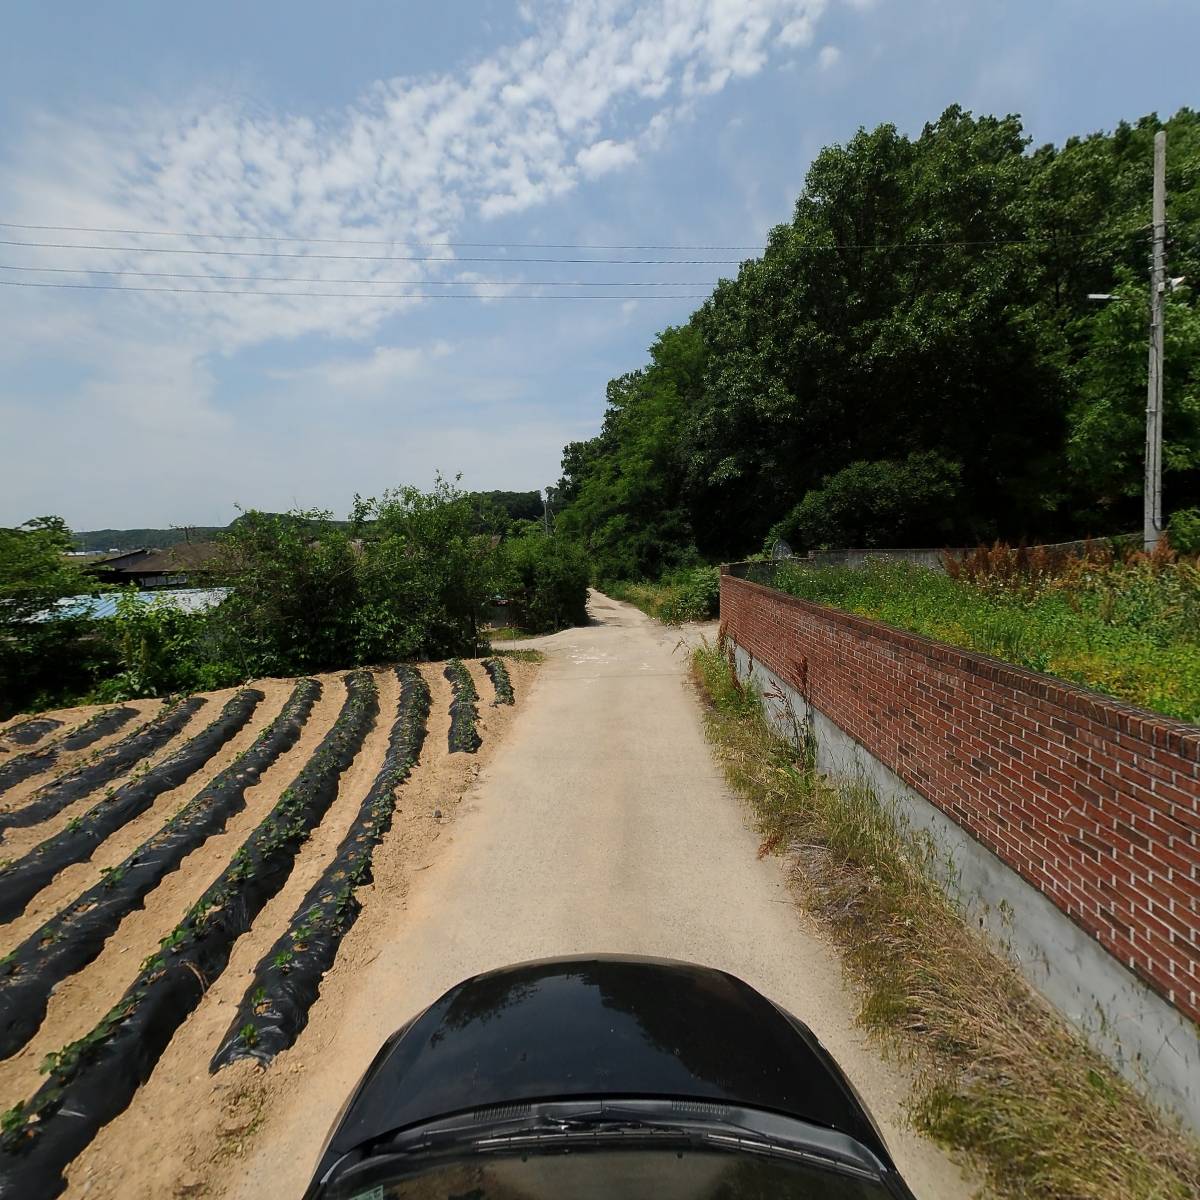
0, 706, 139, 798
0, 698, 206, 834
444, 658, 481, 753
0, 671, 379, 1200
212, 664, 431, 1069
0, 680, 322, 1061
1, 718, 64, 748
483, 657, 515, 705
0, 660, 509, 1198
0, 690, 263, 925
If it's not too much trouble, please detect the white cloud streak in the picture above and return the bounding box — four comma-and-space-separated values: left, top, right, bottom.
2, 0, 827, 349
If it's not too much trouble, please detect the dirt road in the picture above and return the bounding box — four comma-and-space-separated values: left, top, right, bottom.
227, 592, 975, 1199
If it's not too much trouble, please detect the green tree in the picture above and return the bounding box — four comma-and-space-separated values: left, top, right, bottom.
552, 106, 1200, 569
0, 518, 102, 716
209, 508, 363, 677
501, 529, 590, 633
767, 453, 963, 553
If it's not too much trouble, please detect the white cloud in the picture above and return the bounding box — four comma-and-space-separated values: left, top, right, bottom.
1, 0, 829, 348
268, 341, 453, 395
817, 44, 842, 70
576, 138, 638, 178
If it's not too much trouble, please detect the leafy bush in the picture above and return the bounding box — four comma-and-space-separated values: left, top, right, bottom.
92, 589, 236, 701
1169, 508, 1200, 556
774, 556, 1200, 722
500, 531, 590, 634
766, 452, 963, 554
211, 481, 506, 676
0, 518, 107, 717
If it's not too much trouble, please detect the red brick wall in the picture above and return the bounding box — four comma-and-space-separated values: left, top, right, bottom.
720, 574, 1200, 1025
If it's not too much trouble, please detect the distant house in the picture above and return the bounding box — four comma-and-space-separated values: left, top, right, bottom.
89, 542, 222, 590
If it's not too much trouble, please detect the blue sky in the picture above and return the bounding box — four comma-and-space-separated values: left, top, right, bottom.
2, 0, 1197, 529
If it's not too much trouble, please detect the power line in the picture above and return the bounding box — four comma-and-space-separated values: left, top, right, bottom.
0, 239, 741, 265
0, 232, 1107, 266
0, 263, 718, 287
0, 220, 764, 252
0, 219, 1111, 252
0, 278, 709, 300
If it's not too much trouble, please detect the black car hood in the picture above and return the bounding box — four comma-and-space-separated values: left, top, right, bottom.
323, 955, 888, 1164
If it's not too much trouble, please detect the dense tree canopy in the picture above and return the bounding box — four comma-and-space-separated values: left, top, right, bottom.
555, 107, 1200, 574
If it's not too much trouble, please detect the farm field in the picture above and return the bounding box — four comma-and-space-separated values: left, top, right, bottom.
0, 655, 534, 1200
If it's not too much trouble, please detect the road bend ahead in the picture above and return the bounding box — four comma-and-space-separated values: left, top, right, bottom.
232, 590, 975, 1199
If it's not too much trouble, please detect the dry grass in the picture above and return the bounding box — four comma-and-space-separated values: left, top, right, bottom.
692, 639, 1200, 1200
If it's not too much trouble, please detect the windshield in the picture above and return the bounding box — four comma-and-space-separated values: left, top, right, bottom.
319, 1147, 894, 1199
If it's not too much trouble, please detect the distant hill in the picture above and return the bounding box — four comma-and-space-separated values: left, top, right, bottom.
73, 527, 224, 553
72, 492, 544, 552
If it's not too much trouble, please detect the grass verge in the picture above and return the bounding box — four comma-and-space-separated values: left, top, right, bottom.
773, 558, 1200, 722
491, 648, 545, 664
484, 626, 535, 642
692, 639, 1200, 1200
603, 566, 720, 625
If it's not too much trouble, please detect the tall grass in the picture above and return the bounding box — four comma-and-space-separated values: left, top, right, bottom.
692, 641, 1200, 1199
773, 553, 1200, 722
603, 565, 720, 625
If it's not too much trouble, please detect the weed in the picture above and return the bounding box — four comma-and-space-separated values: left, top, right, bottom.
493, 648, 544, 663
604, 565, 720, 625
774, 557, 1200, 722
692, 641, 1200, 1200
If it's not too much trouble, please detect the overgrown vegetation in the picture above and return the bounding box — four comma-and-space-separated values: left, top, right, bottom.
773, 546, 1200, 721
0, 518, 110, 716
0, 482, 587, 713
603, 565, 720, 624
552, 107, 1200, 576
692, 641, 1200, 1200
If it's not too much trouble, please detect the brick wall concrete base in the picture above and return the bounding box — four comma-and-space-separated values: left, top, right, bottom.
733, 643, 1200, 1133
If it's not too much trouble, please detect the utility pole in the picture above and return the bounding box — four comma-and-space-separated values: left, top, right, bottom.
1145, 129, 1166, 552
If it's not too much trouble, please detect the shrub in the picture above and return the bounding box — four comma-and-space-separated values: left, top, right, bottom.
774, 557, 1200, 722
766, 452, 963, 554
500, 531, 590, 634
210, 481, 504, 675
1169, 507, 1200, 556
93, 589, 236, 701
0, 518, 107, 717
605, 564, 720, 624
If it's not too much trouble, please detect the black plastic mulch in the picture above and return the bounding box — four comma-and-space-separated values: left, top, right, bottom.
483, 657, 515, 705
58, 707, 139, 752
444, 659, 481, 753
2, 718, 63, 747
0, 698, 207, 835
0, 690, 264, 925
0, 671, 379, 1200
212, 665, 431, 1070
0, 680, 320, 1061
0, 709, 140, 799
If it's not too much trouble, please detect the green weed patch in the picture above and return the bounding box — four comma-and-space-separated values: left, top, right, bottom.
773, 558, 1200, 723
